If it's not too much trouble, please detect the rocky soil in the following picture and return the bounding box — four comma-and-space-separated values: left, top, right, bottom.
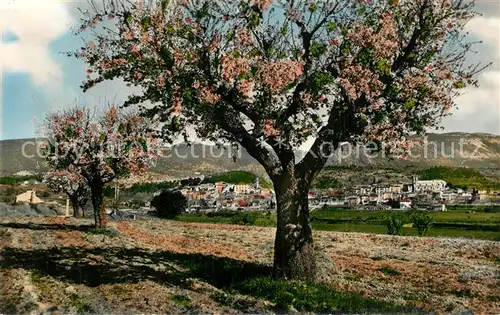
0, 217, 498, 314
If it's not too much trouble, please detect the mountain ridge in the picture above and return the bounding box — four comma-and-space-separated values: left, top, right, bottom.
1, 133, 499, 179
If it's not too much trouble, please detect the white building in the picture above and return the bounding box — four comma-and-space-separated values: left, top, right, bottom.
412, 176, 447, 193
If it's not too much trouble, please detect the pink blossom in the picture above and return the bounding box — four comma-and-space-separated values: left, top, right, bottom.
258, 60, 304, 92
221, 54, 250, 83
123, 31, 134, 41
157, 75, 166, 88
237, 28, 253, 46
264, 120, 278, 137
250, 0, 273, 11
130, 44, 141, 54
238, 79, 253, 97
88, 41, 97, 49
199, 85, 221, 104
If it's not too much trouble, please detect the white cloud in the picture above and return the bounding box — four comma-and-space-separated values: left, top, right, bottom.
441, 16, 500, 135
0, 0, 73, 86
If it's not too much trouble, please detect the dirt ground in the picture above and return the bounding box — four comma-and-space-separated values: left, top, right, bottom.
0, 217, 498, 314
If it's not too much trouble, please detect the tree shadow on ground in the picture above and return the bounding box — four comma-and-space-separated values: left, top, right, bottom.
0, 222, 94, 232
0, 246, 272, 289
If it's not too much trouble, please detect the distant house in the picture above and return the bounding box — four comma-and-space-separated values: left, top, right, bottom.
16, 190, 44, 204
234, 184, 251, 195
345, 196, 361, 206
400, 199, 412, 209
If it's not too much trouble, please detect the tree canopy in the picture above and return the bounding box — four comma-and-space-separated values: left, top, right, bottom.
76, 0, 485, 181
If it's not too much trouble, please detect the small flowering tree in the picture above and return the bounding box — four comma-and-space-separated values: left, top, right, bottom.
43, 168, 90, 217
43, 106, 159, 228
76, 0, 487, 279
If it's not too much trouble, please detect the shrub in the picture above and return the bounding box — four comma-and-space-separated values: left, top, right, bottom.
230, 212, 257, 225
383, 212, 408, 236
151, 190, 187, 219
410, 211, 434, 236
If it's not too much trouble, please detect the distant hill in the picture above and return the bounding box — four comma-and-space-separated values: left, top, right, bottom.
1, 133, 499, 179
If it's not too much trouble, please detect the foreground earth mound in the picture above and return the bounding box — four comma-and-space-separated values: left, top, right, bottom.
0, 217, 498, 314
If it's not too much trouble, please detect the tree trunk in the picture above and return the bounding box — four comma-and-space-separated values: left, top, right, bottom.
90, 179, 107, 229
70, 196, 81, 218
273, 176, 315, 281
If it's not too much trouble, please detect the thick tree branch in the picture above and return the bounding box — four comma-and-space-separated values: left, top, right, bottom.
214, 108, 282, 180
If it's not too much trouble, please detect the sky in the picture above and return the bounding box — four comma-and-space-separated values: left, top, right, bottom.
1, 0, 499, 146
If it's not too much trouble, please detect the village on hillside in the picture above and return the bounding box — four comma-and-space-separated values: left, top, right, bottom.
178, 174, 482, 213
11, 172, 484, 214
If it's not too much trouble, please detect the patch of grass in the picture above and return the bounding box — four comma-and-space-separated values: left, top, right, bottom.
171, 294, 192, 308
69, 293, 92, 314
0, 230, 11, 240
238, 277, 414, 313
85, 228, 120, 237
371, 255, 385, 261
210, 291, 233, 306
108, 286, 131, 296
487, 296, 500, 302
448, 288, 477, 298
379, 266, 401, 276
30, 270, 52, 296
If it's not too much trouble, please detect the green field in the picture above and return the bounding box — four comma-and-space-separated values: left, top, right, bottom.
311, 209, 500, 224
176, 209, 500, 241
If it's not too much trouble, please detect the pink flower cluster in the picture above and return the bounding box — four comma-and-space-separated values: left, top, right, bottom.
44, 168, 87, 196
339, 65, 384, 102
258, 60, 304, 92
221, 54, 251, 83
238, 79, 253, 98
264, 120, 278, 137
250, 0, 273, 11
199, 85, 221, 104
98, 58, 128, 70
347, 12, 398, 60
237, 28, 253, 46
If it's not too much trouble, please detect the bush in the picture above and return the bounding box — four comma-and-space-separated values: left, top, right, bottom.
410, 211, 434, 236
230, 212, 257, 225
151, 190, 187, 219
383, 212, 408, 235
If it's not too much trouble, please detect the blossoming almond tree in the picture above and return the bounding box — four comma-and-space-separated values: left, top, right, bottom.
43, 168, 90, 218
43, 106, 159, 229
76, 0, 487, 279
